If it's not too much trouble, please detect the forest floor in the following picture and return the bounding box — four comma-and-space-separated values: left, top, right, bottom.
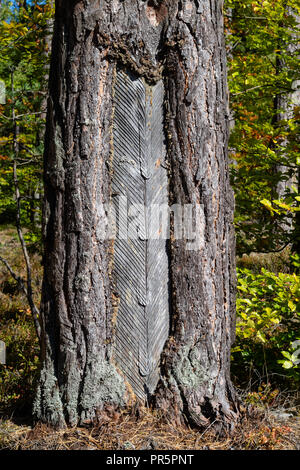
0, 225, 299, 451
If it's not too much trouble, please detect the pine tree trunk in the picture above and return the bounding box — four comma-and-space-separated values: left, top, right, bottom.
34, 0, 239, 430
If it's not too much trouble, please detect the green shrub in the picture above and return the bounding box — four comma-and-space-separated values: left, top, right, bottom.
232, 266, 300, 388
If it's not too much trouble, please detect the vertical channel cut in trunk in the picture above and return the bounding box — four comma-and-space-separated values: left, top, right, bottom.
112, 70, 169, 399
34, 0, 240, 431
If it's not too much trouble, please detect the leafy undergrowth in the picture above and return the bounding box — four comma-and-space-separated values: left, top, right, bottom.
0, 406, 299, 451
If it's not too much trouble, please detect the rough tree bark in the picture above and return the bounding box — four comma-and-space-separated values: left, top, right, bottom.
34, 0, 239, 430
274, 7, 300, 237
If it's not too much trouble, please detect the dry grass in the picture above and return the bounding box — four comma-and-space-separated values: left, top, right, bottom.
0, 406, 299, 451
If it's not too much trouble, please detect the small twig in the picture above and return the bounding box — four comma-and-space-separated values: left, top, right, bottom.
197, 420, 218, 440
226, 37, 244, 53
231, 84, 294, 97
16, 159, 42, 166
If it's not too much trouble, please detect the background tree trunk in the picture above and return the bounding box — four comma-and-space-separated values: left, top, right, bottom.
34, 0, 239, 430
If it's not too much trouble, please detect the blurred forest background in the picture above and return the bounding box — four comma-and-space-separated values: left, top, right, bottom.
0, 0, 299, 435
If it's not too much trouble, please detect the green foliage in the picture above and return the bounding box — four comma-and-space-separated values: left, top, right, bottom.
232, 265, 300, 387
225, 0, 300, 254
0, 1, 54, 249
